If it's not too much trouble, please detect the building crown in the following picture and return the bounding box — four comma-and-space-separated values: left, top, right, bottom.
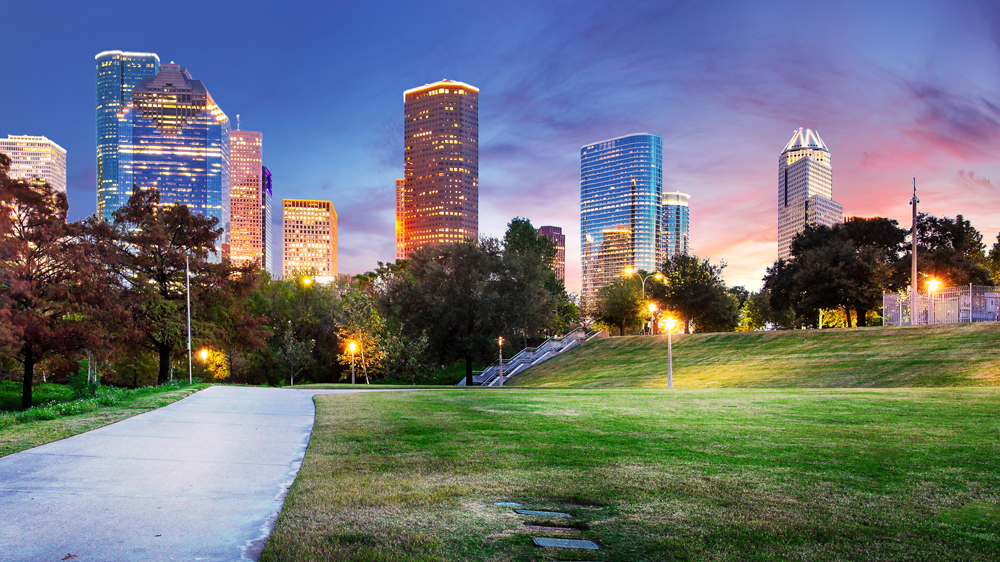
782, 128, 828, 154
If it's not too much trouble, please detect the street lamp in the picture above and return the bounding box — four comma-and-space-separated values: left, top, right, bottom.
647, 302, 658, 335
302, 276, 313, 286
664, 317, 676, 389
625, 268, 664, 296
928, 278, 940, 325
348, 341, 357, 384
200, 348, 209, 362
497, 336, 504, 387
186, 255, 192, 385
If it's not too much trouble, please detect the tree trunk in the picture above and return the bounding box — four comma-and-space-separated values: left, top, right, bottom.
857, 307, 869, 327
22, 344, 34, 410
465, 353, 473, 386
157, 345, 171, 385
619, 321, 625, 337
845, 306, 853, 328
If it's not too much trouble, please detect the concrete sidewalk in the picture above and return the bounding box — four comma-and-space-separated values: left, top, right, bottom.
0, 385, 405, 562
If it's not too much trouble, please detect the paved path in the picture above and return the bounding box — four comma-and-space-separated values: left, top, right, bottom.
0, 386, 408, 562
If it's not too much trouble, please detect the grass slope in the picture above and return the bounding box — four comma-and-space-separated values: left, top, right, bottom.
261, 389, 1000, 561
512, 323, 1000, 388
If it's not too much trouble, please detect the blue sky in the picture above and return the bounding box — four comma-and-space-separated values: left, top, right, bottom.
3, 0, 1000, 292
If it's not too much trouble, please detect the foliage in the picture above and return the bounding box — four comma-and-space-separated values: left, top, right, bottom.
66, 358, 100, 399
651, 254, 738, 333
593, 279, 647, 336
895, 213, 992, 289
276, 323, 316, 386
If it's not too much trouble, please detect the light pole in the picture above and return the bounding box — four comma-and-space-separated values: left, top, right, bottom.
910, 177, 919, 326
928, 278, 940, 325
349, 342, 357, 384
624, 268, 663, 296
647, 302, 658, 335
497, 336, 504, 387
186, 255, 192, 385
665, 317, 676, 389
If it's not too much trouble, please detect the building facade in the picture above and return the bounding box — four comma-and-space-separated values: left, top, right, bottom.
662, 191, 690, 259
282, 199, 337, 279
538, 225, 566, 281
95, 50, 160, 220
262, 166, 274, 276
229, 130, 263, 268
0, 135, 67, 194
395, 178, 405, 260
778, 128, 842, 260
399, 80, 478, 258
580, 133, 663, 301
117, 62, 231, 258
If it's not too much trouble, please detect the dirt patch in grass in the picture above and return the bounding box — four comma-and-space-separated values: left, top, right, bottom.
261, 388, 1000, 561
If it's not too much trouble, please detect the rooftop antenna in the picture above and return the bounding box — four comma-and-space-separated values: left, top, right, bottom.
236, 114, 241, 131
910, 173, 919, 326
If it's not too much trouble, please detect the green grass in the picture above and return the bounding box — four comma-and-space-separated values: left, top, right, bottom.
512, 323, 1000, 388
0, 382, 209, 457
0, 380, 76, 411
261, 388, 1000, 561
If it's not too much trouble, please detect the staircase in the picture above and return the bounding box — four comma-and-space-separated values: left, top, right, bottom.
456, 327, 606, 386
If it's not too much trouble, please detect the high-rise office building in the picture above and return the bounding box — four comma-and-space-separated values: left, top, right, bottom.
395, 178, 405, 260
261, 166, 274, 276
229, 129, 263, 268
663, 191, 690, 258
95, 50, 160, 221
399, 79, 478, 258
538, 226, 566, 281
0, 135, 67, 194
117, 62, 231, 258
282, 199, 337, 279
778, 128, 842, 260
580, 133, 663, 301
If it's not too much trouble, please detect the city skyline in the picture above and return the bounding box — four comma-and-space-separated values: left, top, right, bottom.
3, 1, 999, 292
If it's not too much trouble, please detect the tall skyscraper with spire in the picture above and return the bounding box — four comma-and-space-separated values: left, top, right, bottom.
580, 133, 663, 301
398, 80, 478, 259
95, 50, 160, 221
117, 62, 231, 258
777, 128, 842, 260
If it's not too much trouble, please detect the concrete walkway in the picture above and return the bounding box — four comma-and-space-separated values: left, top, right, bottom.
0, 385, 407, 562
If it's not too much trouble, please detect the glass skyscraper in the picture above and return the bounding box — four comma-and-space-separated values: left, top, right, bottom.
580, 133, 663, 301
262, 166, 274, 276
663, 191, 690, 259
95, 50, 160, 221
117, 62, 231, 258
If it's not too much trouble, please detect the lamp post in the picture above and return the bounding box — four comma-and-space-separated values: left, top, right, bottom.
186, 255, 192, 384
349, 342, 357, 384
624, 268, 663, 296
665, 317, 676, 389
928, 278, 940, 325
647, 302, 658, 335
497, 336, 504, 387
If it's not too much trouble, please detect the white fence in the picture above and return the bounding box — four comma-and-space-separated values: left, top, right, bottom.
883, 285, 1000, 326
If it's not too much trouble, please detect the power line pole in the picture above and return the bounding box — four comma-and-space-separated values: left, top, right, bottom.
186, 255, 193, 384
910, 177, 919, 326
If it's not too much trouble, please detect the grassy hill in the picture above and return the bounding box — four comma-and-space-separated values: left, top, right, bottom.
510, 323, 1000, 388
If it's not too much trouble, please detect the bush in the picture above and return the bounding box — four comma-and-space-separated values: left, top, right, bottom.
66, 358, 100, 398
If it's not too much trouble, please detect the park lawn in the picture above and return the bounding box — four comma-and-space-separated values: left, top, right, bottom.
512, 323, 1000, 388
0, 383, 209, 457
261, 388, 1000, 561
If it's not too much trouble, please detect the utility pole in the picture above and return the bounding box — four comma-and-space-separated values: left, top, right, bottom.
498, 337, 504, 387
186, 255, 193, 384
910, 177, 919, 326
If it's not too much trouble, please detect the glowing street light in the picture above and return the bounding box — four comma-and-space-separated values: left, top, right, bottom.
928, 278, 940, 324
665, 317, 676, 389
647, 302, 658, 335
348, 341, 357, 384
302, 276, 313, 286
497, 336, 504, 387
200, 348, 209, 361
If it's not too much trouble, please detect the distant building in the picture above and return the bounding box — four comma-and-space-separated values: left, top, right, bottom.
261, 166, 274, 276
662, 191, 690, 258
395, 178, 405, 260
95, 50, 160, 220
282, 199, 337, 279
117, 62, 231, 258
580, 133, 663, 301
399, 80, 479, 258
538, 226, 566, 281
0, 135, 67, 194
778, 128, 842, 260
230, 130, 263, 268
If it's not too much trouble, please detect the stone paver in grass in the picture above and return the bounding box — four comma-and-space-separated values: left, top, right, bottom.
493, 502, 522, 507
515, 509, 571, 517
525, 525, 576, 532
533, 537, 600, 550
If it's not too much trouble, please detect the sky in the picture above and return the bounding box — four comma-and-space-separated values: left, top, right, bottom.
3, 0, 1000, 293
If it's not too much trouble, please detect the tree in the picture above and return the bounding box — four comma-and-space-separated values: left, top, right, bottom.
651, 254, 736, 333
986, 233, 1000, 284
896, 213, 992, 289
335, 287, 387, 384
500, 218, 563, 344
594, 279, 646, 336
99, 186, 263, 384
0, 156, 110, 408
276, 323, 315, 386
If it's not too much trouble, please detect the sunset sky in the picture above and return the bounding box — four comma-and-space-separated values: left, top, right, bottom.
3, 0, 999, 292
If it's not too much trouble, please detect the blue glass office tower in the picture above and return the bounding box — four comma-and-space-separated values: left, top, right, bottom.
580, 133, 663, 300
95, 50, 160, 221
261, 166, 274, 276
663, 192, 690, 259
118, 63, 231, 259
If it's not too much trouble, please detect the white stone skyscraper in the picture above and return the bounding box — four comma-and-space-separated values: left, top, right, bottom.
777, 128, 842, 260
0, 135, 67, 194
